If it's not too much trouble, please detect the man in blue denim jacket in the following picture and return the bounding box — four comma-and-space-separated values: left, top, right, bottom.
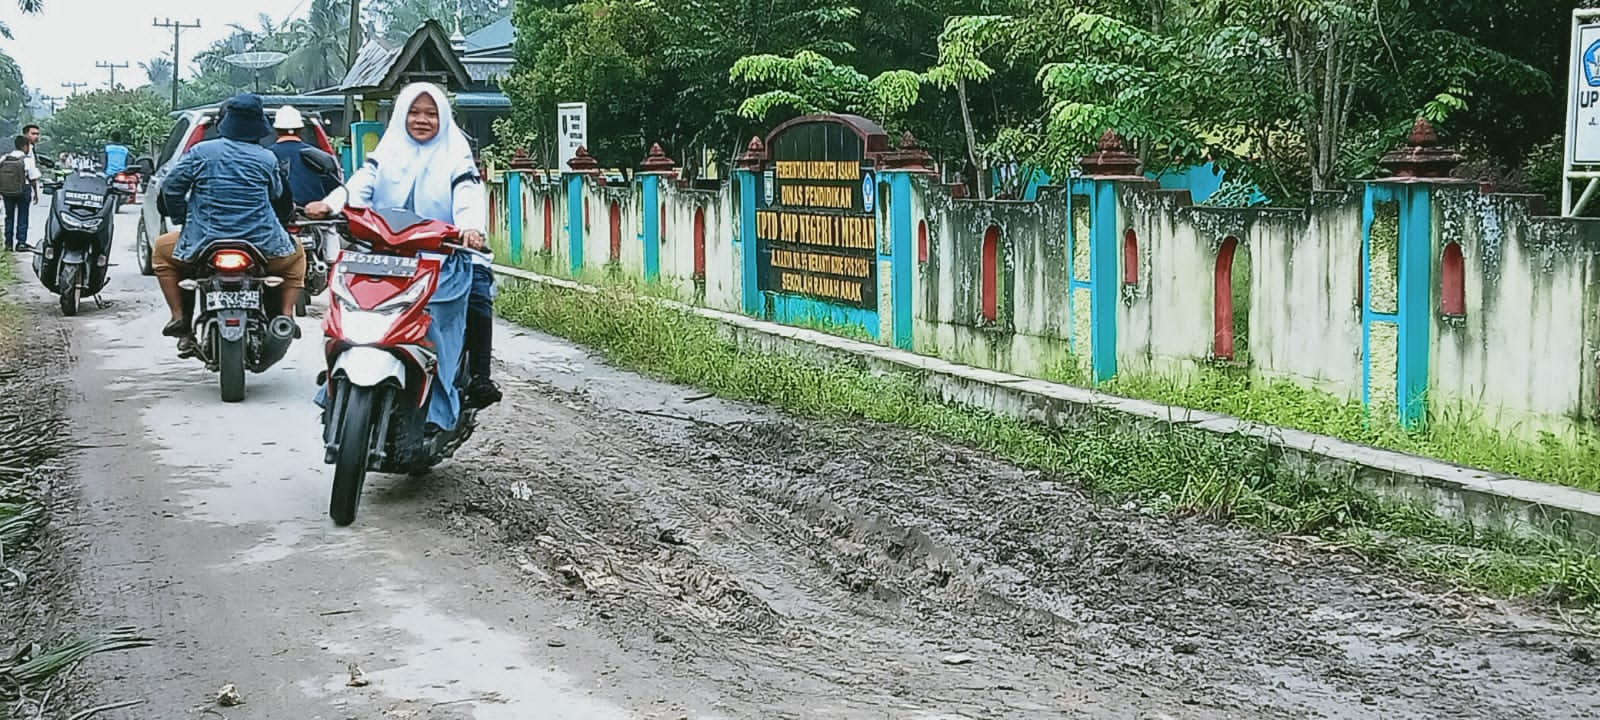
152, 94, 305, 337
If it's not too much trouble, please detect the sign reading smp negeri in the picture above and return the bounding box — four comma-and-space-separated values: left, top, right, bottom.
1571, 23, 1600, 164
755, 120, 879, 310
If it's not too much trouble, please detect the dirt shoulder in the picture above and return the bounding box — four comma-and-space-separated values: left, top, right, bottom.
0, 254, 88, 711
432, 324, 1600, 720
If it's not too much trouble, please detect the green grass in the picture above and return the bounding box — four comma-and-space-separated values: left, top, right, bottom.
1106, 368, 1600, 493
498, 281, 1600, 608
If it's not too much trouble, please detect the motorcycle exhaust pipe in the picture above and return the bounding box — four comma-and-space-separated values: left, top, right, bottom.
268, 315, 297, 340
251, 315, 299, 372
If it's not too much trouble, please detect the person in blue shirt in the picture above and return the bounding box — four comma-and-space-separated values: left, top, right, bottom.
103, 132, 130, 178
268, 106, 341, 206
151, 94, 305, 339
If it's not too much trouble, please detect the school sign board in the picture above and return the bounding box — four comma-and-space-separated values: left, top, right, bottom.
753, 119, 879, 310
557, 102, 587, 171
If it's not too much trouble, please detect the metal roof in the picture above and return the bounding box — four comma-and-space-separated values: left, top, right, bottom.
464, 58, 513, 83
338, 20, 471, 94
464, 17, 513, 53
338, 37, 401, 91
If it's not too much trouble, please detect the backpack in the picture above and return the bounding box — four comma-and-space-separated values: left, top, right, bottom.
0, 154, 26, 197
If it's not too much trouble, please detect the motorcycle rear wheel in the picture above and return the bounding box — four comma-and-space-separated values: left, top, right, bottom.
330, 384, 377, 526
218, 336, 246, 403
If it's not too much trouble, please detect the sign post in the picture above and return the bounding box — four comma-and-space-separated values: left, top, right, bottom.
1564, 9, 1600, 216
557, 102, 587, 172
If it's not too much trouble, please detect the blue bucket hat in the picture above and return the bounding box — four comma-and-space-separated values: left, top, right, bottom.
217, 93, 272, 142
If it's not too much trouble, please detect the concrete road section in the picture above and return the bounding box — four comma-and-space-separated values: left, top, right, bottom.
6, 204, 1597, 719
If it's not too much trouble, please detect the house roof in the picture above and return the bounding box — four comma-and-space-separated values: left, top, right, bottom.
339, 37, 400, 91
339, 19, 473, 95
464, 58, 513, 83
464, 17, 513, 53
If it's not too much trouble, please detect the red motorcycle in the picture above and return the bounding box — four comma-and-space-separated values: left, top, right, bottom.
313, 206, 483, 526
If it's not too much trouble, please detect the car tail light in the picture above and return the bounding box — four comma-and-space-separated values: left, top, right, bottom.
182, 123, 206, 153
211, 250, 252, 272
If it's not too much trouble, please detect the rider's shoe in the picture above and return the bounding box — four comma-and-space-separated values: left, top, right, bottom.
175, 336, 198, 358
465, 377, 502, 409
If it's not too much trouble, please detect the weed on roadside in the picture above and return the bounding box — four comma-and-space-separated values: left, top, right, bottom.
0, 257, 153, 717
497, 282, 1600, 608
1107, 369, 1600, 494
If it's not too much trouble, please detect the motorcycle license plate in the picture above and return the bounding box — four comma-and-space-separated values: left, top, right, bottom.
340, 252, 418, 279
204, 290, 260, 311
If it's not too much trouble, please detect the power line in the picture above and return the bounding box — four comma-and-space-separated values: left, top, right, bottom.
94, 61, 129, 90
152, 18, 201, 111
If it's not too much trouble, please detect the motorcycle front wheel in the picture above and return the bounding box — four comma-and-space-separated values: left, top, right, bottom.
57, 264, 80, 316
330, 383, 377, 526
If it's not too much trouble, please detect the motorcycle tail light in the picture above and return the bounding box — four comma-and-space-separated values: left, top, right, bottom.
211, 250, 252, 272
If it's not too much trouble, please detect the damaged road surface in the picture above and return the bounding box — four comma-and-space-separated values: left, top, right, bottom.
32, 222, 1600, 719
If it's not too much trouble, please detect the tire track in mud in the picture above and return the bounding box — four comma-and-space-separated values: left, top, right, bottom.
437, 362, 1599, 720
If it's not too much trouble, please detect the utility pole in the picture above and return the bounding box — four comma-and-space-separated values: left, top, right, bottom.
153, 18, 201, 110
343, 0, 360, 136
60, 81, 86, 96
38, 94, 60, 113
95, 60, 129, 90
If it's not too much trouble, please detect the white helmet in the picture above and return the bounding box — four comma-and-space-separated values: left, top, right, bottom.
272, 105, 305, 131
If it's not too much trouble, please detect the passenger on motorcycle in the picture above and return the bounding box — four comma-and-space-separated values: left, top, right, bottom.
153, 93, 306, 338
270, 106, 342, 207
305, 82, 502, 415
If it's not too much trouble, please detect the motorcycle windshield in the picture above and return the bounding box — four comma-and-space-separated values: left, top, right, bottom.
57, 173, 110, 212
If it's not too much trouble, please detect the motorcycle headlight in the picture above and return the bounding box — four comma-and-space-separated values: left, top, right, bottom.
332, 278, 428, 315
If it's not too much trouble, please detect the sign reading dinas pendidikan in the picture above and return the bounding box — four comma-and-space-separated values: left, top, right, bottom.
755, 121, 878, 310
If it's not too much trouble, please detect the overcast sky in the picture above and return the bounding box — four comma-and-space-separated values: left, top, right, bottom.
6, 0, 297, 100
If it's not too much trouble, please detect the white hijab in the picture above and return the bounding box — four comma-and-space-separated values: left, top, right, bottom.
364, 82, 477, 223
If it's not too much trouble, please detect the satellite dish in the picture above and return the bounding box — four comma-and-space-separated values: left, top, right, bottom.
223, 51, 289, 70
223, 52, 290, 92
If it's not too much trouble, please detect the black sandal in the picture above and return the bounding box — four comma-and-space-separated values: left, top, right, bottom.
162, 319, 187, 337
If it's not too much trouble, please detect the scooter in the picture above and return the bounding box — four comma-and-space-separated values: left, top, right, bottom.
33, 170, 131, 316
312, 206, 483, 526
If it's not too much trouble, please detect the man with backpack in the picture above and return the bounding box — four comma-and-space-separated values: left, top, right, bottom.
1, 135, 39, 252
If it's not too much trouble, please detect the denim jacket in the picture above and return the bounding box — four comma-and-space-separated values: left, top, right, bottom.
161, 138, 294, 263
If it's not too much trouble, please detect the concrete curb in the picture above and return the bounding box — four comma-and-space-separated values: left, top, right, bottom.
492, 264, 1600, 549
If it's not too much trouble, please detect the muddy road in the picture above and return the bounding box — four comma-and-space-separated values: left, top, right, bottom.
9, 207, 1599, 719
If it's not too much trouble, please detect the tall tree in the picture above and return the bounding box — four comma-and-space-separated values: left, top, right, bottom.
287, 0, 353, 90
140, 56, 174, 89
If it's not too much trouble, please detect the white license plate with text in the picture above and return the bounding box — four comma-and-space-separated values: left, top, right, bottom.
204, 290, 260, 311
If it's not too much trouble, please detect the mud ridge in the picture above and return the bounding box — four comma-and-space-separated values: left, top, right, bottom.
441, 362, 1600, 720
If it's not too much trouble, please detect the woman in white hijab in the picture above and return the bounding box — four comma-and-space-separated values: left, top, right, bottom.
307, 82, 496, 432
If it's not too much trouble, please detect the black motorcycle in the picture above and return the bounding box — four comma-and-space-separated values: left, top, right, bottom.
285, 147, 346, 316
288, 210, 341, 316
175, 241, 299, 403
33, 170, 133, 316
160, 186, 298, 403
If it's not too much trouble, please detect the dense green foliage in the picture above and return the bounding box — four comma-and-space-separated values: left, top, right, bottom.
126, 0, 504, 109
41, 89, 171, 156
499, 0, 1588, 203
